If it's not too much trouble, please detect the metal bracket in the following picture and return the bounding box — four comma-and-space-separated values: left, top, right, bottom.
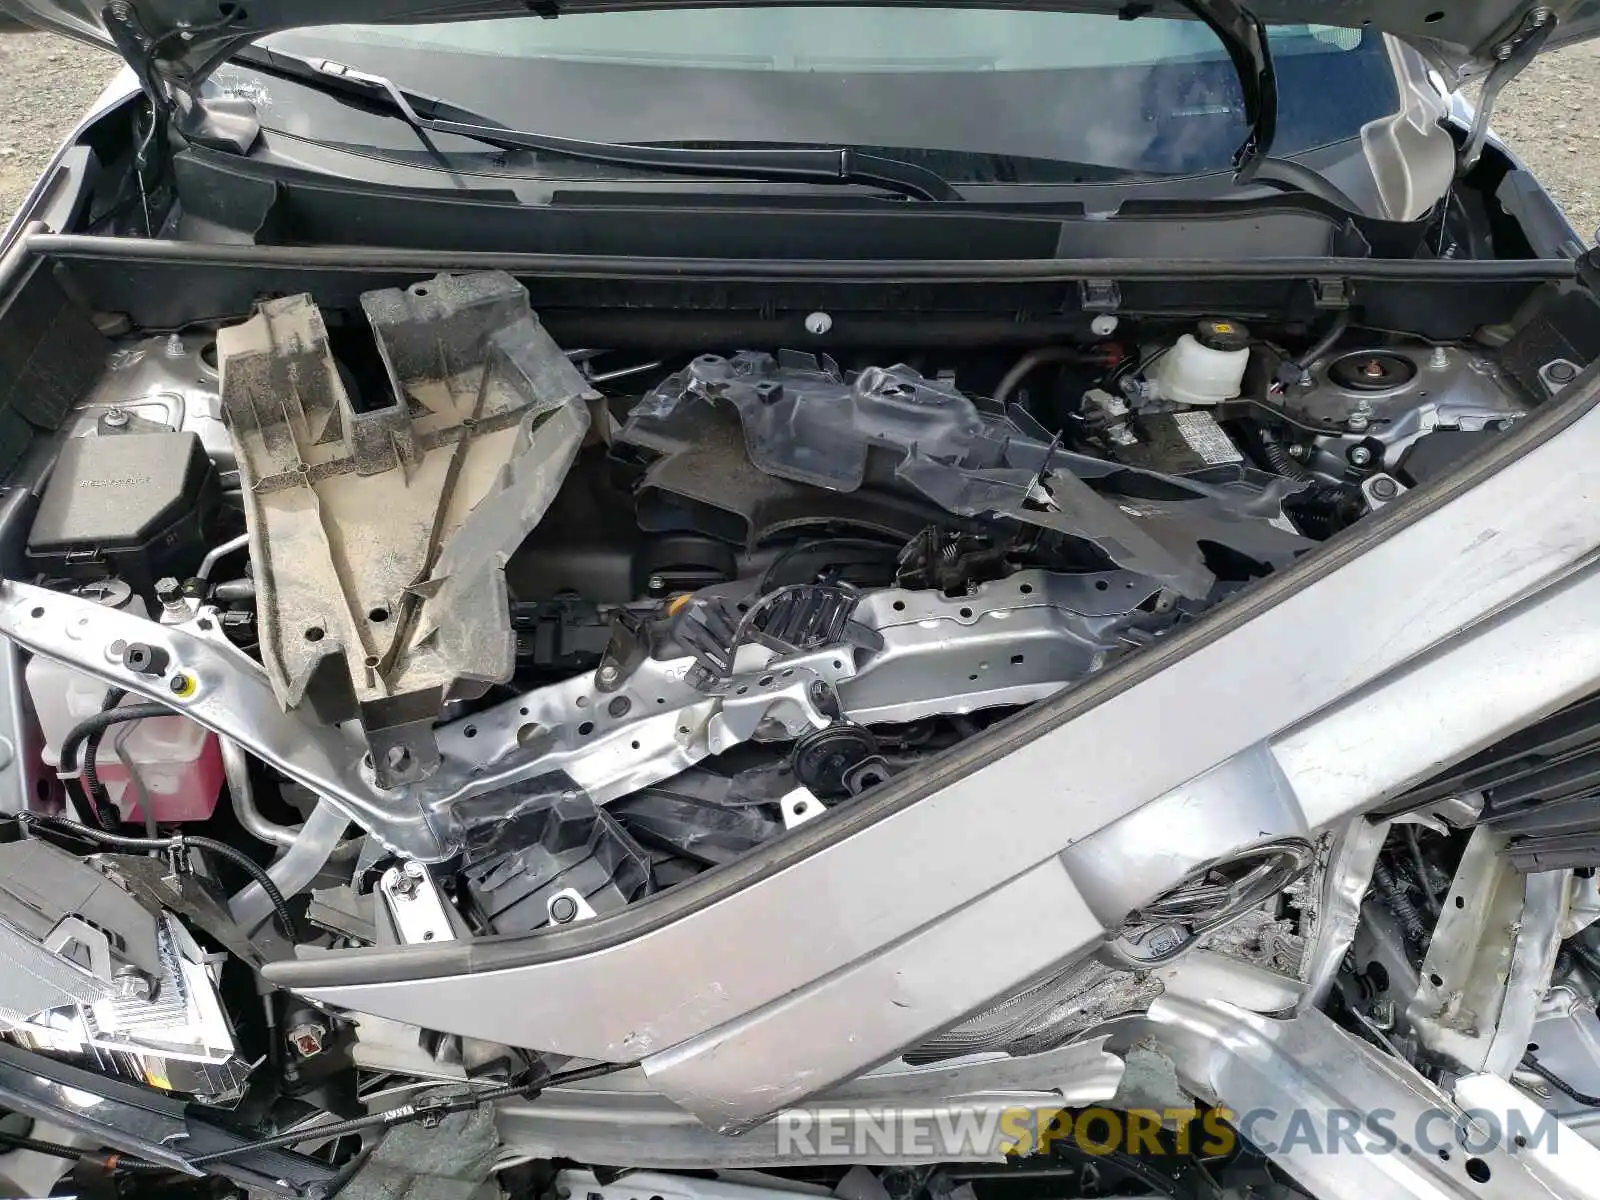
779, 786, 826, 830
1459, 7, 1555, 175
1361, 473, 1407, 511
546, 888, 597, 925
378, 862, 456, 945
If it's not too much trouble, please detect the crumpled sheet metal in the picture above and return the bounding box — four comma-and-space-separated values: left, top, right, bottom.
217, 271, 595, 783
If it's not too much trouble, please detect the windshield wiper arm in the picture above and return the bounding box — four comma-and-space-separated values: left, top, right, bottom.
1141, 1, 1356, 210
235, 47, 961, 201
1171, 0, 1277, 183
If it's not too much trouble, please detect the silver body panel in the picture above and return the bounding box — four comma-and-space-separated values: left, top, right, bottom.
232, 373, 1600, 1129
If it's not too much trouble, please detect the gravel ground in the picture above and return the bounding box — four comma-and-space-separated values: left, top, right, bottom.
1, 27, 1598, 238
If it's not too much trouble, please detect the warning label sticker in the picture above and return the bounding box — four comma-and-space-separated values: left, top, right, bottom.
1171, 409, 1243, 465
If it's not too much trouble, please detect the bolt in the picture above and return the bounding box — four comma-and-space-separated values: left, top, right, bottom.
1348, 446, 1373, 467
804, 311, 833, 336
1286, 443, 1307, 459
154, 576, 182, 605
396, 859, 426, 898
287, 1021, 326, 1058
1369, 476, 1400, 501
646, 575, 666, 594
596, 663, 620, 686
549, 894, 580, 924
1429, 346, 1449, 370
164, 333, 186, 357
101, 407, 130, 429
168, 672, 193, 696
1346, 415, 1370, 433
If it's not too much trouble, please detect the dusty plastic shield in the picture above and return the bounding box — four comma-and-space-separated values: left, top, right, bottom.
217, 271, 595, 786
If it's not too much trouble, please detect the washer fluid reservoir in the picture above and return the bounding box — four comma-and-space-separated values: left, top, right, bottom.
25, 580, 222, 823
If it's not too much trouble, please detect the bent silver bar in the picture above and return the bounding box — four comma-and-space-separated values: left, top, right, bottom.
1144, 996, 1597, 1199
271, 386, 1600, 1129
495, 1038, 1125, 1168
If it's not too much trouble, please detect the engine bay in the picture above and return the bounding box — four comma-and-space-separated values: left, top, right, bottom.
3, 257, 1600, 1196
10, 269, 1572, 940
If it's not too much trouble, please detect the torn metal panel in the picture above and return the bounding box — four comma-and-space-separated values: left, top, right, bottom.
217, 271, 595, 785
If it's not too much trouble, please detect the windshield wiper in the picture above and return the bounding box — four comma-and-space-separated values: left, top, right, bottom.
1157, 0, 1359, 210
232, 47, 962, 202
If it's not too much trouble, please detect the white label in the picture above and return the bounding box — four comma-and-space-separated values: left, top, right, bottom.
1171, 409, 1243, 465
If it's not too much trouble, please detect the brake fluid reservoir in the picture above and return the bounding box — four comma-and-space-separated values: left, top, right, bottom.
25, 580, 221, 823
1152, 318, 1251, 406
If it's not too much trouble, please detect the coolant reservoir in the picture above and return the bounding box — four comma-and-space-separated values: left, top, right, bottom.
25, 581, 221, 823
1152, 318, 1252, 406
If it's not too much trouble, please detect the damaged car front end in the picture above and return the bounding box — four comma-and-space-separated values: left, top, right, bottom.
1, 0, 1599, 1195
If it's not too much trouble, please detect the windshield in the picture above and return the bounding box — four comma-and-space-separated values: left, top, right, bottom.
260, 9, 1400, 179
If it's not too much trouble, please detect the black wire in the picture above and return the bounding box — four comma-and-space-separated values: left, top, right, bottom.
185, 835, 297, 938
1, 1059, 636, 1176
1405, 826, 1442, 917
183, 1059, 635, 1166
0, 1129, 93, 1160
1523, 1052, 1600, 1107
18, 813, 297, 939
756, 536, 904, 593
1104, 344, 1168, 391
79, 688, 130, 831
60, 703, 172, 785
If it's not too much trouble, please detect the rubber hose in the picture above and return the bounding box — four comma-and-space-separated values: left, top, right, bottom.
18, 813, 296, 939
1292, 310, 1352, 373
228, 799, 347, 934
993, 346, 1093, 406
